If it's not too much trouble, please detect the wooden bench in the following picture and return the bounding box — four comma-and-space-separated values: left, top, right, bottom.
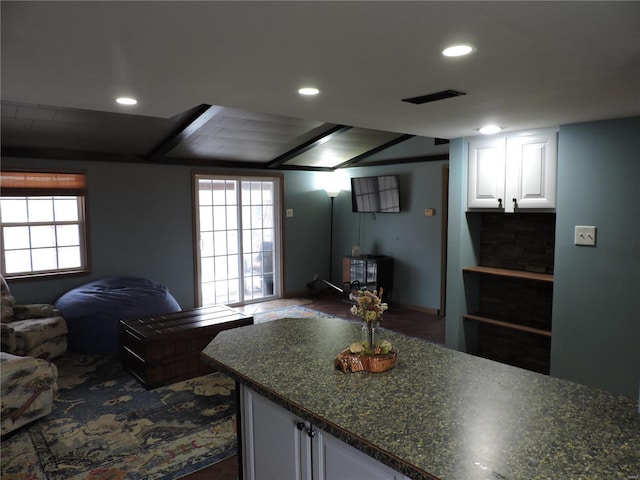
120, 305, 253, 388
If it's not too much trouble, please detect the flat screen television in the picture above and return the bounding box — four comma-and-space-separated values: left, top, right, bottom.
351, 175, 400, 213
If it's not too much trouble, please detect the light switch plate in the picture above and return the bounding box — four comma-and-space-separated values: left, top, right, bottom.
574, 226, 596, 246
286, 208, 294, 218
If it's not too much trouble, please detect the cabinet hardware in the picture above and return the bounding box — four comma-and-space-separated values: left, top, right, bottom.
296, 421, 316, 438
498, 198, 503, 208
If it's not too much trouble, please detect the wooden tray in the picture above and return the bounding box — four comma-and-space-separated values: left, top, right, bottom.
334, 349, 397, 373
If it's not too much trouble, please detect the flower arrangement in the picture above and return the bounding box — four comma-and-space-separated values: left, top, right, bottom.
335, 287, 397, 373
349, 287, 388, 324
349, 287, 392, 355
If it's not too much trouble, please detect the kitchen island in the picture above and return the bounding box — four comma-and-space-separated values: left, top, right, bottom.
202, 317, 640, 480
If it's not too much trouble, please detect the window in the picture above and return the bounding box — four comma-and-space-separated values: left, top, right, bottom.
0, 171, 89, 278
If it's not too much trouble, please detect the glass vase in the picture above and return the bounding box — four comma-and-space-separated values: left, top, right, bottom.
362, 320, 380, 348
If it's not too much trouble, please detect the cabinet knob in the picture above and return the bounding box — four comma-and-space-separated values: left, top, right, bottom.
296, 421, 316, 438
513, 198, 518, 208
498, 198, 503, 208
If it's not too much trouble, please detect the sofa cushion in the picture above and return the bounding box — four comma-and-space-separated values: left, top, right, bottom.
12, 303, 60, 322
10, 316, 68, 351
1, 351, 58, 435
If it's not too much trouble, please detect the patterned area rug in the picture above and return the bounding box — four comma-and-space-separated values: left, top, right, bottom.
252, 305, 340, 323
1, 354, 236, 480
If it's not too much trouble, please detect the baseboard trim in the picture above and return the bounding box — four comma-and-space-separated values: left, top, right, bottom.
283, 290, 314, 299
394, 302, 441, 316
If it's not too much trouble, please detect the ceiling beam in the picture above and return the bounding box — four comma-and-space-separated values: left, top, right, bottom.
275, 164, 335, 172
0, 146, 265, 170
334, 134, 415, 169
1, 146, 145, 164
145, 104, 223, 162
266, 125, 351, 169
343, 153, 449, 168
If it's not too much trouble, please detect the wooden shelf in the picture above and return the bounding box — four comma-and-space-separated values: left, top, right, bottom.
463, 266, 553, 283
464, 314, 552, 337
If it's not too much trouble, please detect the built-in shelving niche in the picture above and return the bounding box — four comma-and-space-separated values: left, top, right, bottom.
464, 213, 556, 374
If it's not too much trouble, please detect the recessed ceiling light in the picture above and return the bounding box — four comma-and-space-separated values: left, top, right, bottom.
298, 87, 320, 96
116, 97, 137, 105
478, 125, 502, 135
442, 45, 474, 57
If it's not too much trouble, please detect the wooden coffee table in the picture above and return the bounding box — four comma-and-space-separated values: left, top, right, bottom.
120, 305, 253, 388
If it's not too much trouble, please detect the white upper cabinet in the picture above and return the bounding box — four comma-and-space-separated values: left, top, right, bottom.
467, 128, 558, 212
467, 135, 507, 209
507, 129, 557, 209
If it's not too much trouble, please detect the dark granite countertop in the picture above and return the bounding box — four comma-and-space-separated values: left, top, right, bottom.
202, 317, 640, 480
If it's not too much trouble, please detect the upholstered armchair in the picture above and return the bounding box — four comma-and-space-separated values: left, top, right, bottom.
1, 351, 58, 435
1, 276, 68, 361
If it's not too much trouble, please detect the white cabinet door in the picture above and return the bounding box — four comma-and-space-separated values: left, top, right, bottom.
467, 136, 506, 209
241, 385, 312, 480
313, 429, 410, 480
241, 385, 409, 480
467, 128, 557, 212
507, 128, 557, 210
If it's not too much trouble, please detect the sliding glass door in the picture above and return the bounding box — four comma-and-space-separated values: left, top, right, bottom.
195, 174, 281, 306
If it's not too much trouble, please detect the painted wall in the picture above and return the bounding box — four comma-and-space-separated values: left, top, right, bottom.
331, 161, 448, 310
445, 138, 476, 349
3, 158, 206, 307
2, 147, 446, 312
446, 116, 640, 398
550, 117, 640, 398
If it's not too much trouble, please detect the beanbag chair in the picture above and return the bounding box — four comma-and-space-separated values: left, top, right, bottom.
55, 276, 181, 355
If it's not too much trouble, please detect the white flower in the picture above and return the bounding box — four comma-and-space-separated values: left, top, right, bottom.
380, 340, 393, 354
350, 287, 389, 324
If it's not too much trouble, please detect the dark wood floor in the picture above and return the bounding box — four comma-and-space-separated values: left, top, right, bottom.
182, 293, 446, 479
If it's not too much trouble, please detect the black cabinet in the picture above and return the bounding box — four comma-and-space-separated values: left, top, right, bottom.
342, 255, 394, 300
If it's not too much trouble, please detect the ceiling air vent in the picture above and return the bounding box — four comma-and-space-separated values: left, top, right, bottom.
402, 89, 466, 105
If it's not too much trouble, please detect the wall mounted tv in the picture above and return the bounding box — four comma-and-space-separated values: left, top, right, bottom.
351, 175, 400, 213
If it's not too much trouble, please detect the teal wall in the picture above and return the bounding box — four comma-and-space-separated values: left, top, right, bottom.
331, 161, 448, 309
445, 138, 474, 349
280, 170, 333, 294
446, 116, 640, 398
2, 148, 447, 312
550, 117, 640, 398
2, 158, 208, 307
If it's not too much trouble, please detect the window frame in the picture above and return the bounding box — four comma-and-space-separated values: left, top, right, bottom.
0, 169, 91, 279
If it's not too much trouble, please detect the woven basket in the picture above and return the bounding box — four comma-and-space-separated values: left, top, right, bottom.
335, 350, 397, 373
361, 352, 397, 372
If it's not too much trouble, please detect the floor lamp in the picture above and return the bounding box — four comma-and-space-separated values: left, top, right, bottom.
326, 189, 340, 282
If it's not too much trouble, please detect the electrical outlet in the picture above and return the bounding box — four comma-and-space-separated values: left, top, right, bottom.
286, 208, 294, 218
424, 208, 435, 217
574, 226, 596, 246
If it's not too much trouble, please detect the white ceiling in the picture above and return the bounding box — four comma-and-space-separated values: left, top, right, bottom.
2, 1, 639, 141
